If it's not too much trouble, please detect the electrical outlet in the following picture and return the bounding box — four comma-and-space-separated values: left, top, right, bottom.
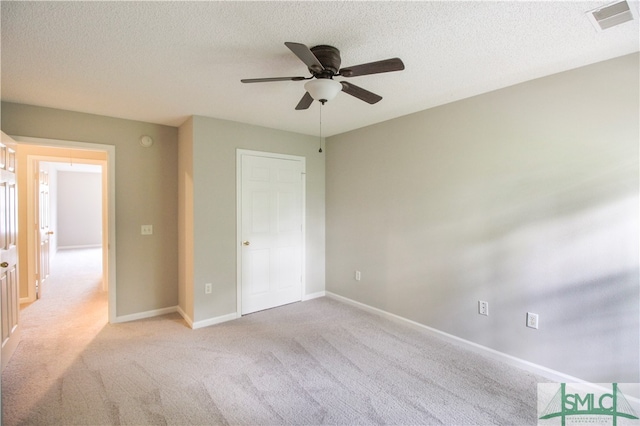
141, 225, 153, 235
355, 270, 361, 281
478, 300, 489, 316
527, 312, 539, 329
205, 283, 212, 294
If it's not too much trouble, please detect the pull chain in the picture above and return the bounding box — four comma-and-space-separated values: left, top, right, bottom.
318, 103, 323, 153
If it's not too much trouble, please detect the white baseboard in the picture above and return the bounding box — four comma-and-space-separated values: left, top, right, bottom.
112, 305, 178, 324
303, 291, 326, 301
176, 305, 193, 328
182, 295, 326, 329
133, 305, 237, 330
191, 312, 239, 330
57, 244, 102, 250
325, 291, 587, 384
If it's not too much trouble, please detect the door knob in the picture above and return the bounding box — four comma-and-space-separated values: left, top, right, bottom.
47, 231, 54, 235
0, 262, 8, 268
242, 241, 250, 246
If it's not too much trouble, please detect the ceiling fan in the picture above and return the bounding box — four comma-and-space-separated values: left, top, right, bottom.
241, 42, 405, 110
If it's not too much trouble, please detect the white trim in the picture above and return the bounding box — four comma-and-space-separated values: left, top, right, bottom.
25, 157, 37, 303
12, 136, 117, 323
236, 153, 242, 318
236, 149, 306, 317
325, 291, 588, 384
145, 306, 238, 330
301, 169, 307, 304
302, 291, 325, 301
112, 305, 177, 324
57, 244, 102, 250
182, 295, 325, 329
176, 305, 193, 328
191, 312, 239, 330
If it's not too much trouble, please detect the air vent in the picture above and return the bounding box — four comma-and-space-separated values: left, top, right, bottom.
586, 0, 635, 31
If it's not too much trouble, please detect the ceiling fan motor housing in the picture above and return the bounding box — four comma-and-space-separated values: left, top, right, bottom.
310, 45, 341, 77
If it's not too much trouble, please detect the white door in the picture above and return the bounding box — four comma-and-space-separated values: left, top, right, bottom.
36, 165, 51, 298
1, 133, 20, 371
239, 152, 304, 315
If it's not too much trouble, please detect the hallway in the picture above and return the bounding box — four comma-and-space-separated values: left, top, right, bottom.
2, 248, 107, 423
21, 247, 106, 337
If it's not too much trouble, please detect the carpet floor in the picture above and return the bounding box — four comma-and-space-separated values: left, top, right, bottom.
2, 248, 547, 425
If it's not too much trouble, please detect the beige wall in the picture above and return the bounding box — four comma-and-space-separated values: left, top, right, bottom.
57, 171, 102, 248
180, 116, 325, 323
2, 103, 179, 317
326, 53, 639, 382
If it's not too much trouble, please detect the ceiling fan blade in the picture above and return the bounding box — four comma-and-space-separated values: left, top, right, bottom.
285, 42, 324, 73
295, 92, 314, 110
339, 58, 405, 77
241, 76, 307, 83
340, 82, 382, 104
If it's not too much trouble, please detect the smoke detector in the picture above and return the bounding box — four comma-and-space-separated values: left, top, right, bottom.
586, 0, 636, 31
140, 135, 154, 147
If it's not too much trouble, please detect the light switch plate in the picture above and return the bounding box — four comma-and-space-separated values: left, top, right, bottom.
141, 225, 153, 235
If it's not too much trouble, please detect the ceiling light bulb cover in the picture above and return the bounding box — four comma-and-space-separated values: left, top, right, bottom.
304, 79, 342, 103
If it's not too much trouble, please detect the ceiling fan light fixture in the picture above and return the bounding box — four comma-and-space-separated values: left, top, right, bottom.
304, 79, 342, 103
242, 42, 403, 110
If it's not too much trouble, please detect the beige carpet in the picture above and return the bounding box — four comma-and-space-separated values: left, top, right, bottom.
2, 248, 546, 425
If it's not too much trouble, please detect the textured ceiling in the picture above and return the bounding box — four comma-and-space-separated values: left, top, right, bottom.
1, 1, 638, 137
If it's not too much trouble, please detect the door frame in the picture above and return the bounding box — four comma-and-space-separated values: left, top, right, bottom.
236, 149, 306, 316
12, 136, 117, 324
30, 159, 52, 300
26, 156, 108, 301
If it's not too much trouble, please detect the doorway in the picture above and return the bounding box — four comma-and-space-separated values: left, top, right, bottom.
26, 156, 107, 304
38, 161, 103, 295
237, 150, 305, 315
13, 136, 116, 323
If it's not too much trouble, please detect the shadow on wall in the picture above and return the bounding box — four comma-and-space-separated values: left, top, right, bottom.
461, 193, 639, 383
362, 153, 638, 382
